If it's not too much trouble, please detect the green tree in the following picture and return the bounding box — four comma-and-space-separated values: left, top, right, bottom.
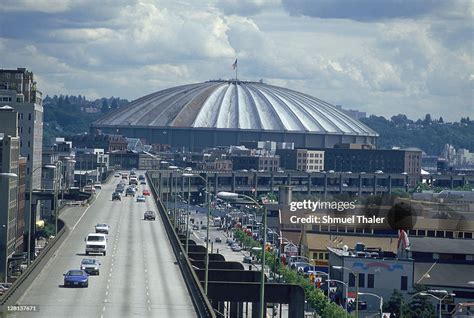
423, 114, 432, 125
101, 99, 110, 113
383, 289, 405, 318
111, 98, 119, 109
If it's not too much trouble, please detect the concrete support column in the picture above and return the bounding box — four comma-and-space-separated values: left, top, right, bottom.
286, 173, 291, 186
253, 172, 258, 194
307, 173, 311, 195
270, 173, 274, 193
339, 174, 343, 194
158, 172, 162, 199
323, 174, 328, 199
231, 173, 236, 193
213, 174, 217, 198
358, 174, 362, 196
373, 175, 377, 194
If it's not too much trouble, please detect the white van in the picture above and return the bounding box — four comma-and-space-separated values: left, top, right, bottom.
85, 233, 107, 256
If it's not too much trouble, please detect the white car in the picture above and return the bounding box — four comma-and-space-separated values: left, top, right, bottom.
231, 244, 242, 252
95, 223, 110, 234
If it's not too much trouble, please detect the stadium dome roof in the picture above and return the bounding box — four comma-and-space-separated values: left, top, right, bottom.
94, 80, 377, 136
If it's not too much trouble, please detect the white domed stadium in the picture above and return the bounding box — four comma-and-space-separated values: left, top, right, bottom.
92, 80, 378, 150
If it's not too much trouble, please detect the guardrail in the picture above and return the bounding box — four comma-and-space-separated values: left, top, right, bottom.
146, 172, 216, 318
0, 218, 68, 310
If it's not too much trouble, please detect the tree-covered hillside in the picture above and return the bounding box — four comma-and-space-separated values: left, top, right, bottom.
360, 114, 474, 155
43, 95, 128, 144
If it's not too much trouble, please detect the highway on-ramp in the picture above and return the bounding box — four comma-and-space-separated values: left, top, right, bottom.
12, 174, 196, 318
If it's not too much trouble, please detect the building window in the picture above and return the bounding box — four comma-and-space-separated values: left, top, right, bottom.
465, 232, 472, 239
349, 273, 355, 287
28, 113, 32, 120
401, 276, 408, 290
358, 273, 365, 288
368, 274, 374, 288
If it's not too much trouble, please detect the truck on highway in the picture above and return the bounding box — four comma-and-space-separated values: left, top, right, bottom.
85, 233, 107, 256
213, 217, 222, 227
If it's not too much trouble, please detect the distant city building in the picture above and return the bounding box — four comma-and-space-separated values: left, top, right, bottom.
109, 151, 160, 170
0, 131, 20, 280
312, 147, 422, 186
422, 154, 439, 173
230, 154, 280, 172
69, 131, 127, 153
74, 148, 109, 187
328, 245, 414, 312
0, 67, 43, 191
441, 144, 474, 170
277, 149, 324, 172
196, 159, 233, 171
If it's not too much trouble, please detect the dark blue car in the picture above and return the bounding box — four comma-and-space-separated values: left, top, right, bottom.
63, 269, 89, 287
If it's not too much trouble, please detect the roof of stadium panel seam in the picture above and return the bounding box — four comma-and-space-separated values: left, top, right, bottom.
94, 80, 378, 136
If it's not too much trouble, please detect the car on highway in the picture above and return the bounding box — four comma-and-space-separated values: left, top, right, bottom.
226, 238, 235, 245
140, 179, 146, 185
136, 195, 146, 202
112, 192, 121, 201
214, 237, 222, 243
93, 182, 102, 189
125, 187, 135, 197
80, 258, 101, 275
138, 174, 145, 180
63, 269, 89, 287
95, 223, 110, 234
129, 177, 138, 185
144, 211, 156, 220
114, 172, 120, 177
192, 224, 199, 230
142, 189, 150, 196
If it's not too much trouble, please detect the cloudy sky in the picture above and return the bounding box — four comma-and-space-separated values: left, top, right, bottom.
0, 0, 472, 121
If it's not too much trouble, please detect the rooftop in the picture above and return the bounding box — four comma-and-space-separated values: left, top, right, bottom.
94, 80, 377, 136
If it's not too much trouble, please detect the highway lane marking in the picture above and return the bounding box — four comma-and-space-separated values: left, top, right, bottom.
71, 190, 102, 231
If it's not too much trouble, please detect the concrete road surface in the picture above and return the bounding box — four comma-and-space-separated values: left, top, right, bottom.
11, 173, 196, 318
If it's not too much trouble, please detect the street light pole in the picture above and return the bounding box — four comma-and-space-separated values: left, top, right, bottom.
358, 292, 383, 318
328, 279, 349, 317
185, 176, 191, 255
413, 291, 455, 318
333, 265, 359, 318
